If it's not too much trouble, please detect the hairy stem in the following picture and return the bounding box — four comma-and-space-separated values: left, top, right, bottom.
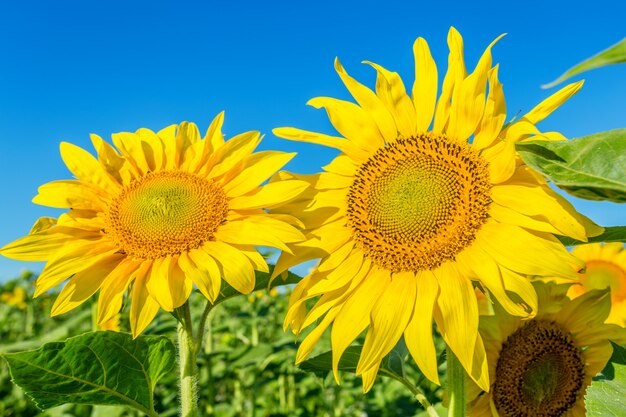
177, 302, 199, 417
446, 345, 465, 417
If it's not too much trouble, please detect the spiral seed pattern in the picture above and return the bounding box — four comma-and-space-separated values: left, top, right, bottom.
105, 171, 228, 259
493, 319, 585, 417
346, 133, 491, 272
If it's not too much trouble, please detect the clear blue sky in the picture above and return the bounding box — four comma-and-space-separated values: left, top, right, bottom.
0, 0, 624, 281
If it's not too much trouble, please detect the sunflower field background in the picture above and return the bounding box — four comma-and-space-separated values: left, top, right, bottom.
0, 270, 448, 417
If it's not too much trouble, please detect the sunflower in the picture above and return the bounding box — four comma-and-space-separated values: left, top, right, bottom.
1, 113, 307, 337
467, 281, 626, 417
568, 243, 626, 326
271, 27, 602, 392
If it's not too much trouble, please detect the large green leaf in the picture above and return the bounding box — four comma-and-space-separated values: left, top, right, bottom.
586, 342, 626, 416
543, 38, 626, 88
1, 331, 175, 416
516, 129, 626, 202
557, 226, 626, 246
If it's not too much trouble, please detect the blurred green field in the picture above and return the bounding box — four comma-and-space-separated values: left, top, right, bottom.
0, 272, 444, 417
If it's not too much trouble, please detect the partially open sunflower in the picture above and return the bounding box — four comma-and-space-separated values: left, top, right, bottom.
1, 113, 306, 337
272, 28, 602, 391
468, 281, 626, 417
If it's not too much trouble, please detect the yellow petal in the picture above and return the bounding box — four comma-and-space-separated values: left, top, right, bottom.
136, 128, 165, 171
477, 221, 583, 278
111, 131, 151, 175
295, 305, 341, 364
1, 228, 96, 262
335, 58, 397, 142
500, 267, 538, 315
361, 361, 381, 393
90, 133, 127, 183
433, 27, 466, 133
130, 262, 161, 338
33, 180, 109, 210
488, 202, 563, 235
203, 241, 255, 294
34, 242, 118, 297
434, 262, 478, 374
412, 37, 438, 132
187, 248, 222, 302
60, 142, 121, 194
331, 266, 388, 383
323, 154, 360, 177
482, 138, 515, 184
158, 124, 179, 169
448, 34, 504, 142
473, 65, 506, 150
203, 131, 261, 178
223, 151, 296, 197
229, 180, 309, 210
178, 251, 220, 302
272, 127, 368, 161
492, 184, 588, 240
456, 244, 530, 317
214, 218, 301, 253
307, 96, 384, 154
97, 258, 142, 324
51, 253, 125, 316
203, 111, 226, 154
404, 270, 440, 384
145, 256, 193, 311
522, 81, 584, 125
363, 61, 417, 137
356, 270, 416, 374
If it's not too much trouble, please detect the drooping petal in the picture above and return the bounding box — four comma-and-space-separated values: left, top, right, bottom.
203, 241, 255, 294
51, 253, 125, 316
404, 270, 440, 384
130, 261, 161, 338
97, 258, 143, 324
356, 271, 416, 375
331, 266, 388, 383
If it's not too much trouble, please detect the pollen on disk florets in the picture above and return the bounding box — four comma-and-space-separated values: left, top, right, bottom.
492, 320, 585, 417
346, 132, 491, 272
105, 171, 228, 259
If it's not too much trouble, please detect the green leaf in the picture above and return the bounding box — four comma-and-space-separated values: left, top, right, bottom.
557, 226, 626, 246
1, 331, 175, 416
542, 38, 626, 88
586, 343, 626, 416
299, 346, 362, 378
299, 342, 409, 380
516, 129, 626, 202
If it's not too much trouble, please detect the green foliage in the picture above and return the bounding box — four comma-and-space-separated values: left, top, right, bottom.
586, 342, 626, 416
557, 226, 626, 246
543, 38, 626, 88
516, 129, 626, 202
0, 271, 438, 417
2, 332, 174, 416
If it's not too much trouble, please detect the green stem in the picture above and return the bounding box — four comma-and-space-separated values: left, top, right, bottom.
177, 302, 199, 417
379, 369, 439, 417
446, 345, 465, 417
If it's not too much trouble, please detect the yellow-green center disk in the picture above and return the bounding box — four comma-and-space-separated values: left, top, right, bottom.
106, 171, 228, 259
346, 133, 491, 272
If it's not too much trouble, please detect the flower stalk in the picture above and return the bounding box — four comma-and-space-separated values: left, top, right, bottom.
177, 302, 199, 417
446, 345, 466, 417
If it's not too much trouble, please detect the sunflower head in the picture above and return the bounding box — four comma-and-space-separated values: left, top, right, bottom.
1, 113, 306, 337
272, 27, 602, 392
468, 281, 626, 417
569, 243, 626, 326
